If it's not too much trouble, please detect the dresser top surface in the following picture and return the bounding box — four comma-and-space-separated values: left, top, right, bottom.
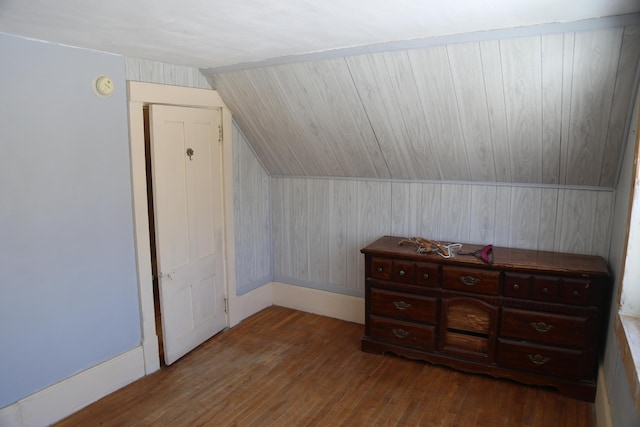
361, 236, 610, 277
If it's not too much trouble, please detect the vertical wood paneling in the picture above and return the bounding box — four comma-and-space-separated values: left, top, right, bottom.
480, 40, 513, 183
537, 189, 559, 252
447, 43, 496, 182
540, 34, 564, 184
391, 182, 422, 236
347, 53, 421, 179
500, 36, 543, 183
271, 177, 614, 296
251, 67, 317, 175
162, 63, 193, 88
600, 25, 640, 187
290, 179, 308, 280
565, 28, 623, 186
208, 25, 637, 187
306, 179, 331, 284
267, 64, 348, 177
493, 187, 513, 247
214, 69, 324, 176
233, 125, 271, 295
559, 33, 575, 185
328, 180, 349, 288
438, 184, 472, 243
125, 58, 211, 89
508, 187, 542, 249
469, 186, 497, 245
382, 51, 443, 180
592, 191, 615, 259
221, 25, 636, 298
297, 60, 390, 178
216, 70, 308, 176
409, 46, 471, 181
344, 179, 361, 292
271, 178, 291, 278
418, 183, 443, 239
556, 189, 597, 254
138, 59, 164, 84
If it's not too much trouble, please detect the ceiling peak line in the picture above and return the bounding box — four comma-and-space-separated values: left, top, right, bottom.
203, 13, 640, 75
268, 175, 617, 193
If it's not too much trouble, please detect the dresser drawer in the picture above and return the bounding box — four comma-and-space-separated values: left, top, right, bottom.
562, 278, 592, 306
504, 273, 533, 298
442, 266, 501, 295
504, 273, 593, 306
371, 257, 392, 280
416, 262, 440, 287
498, 339, 585, 380
369, 316, 435, 351
501, 308, 589, 349
533, 276, 560, 302
370, 288, 437, 323
370, 258, 417, 284
392, 260, 416, 283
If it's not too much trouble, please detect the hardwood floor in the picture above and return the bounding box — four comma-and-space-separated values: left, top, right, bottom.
56, 306, 595, 426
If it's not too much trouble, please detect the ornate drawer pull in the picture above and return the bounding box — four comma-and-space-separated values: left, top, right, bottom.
393, 301, 412, 311
399, 270, 406, 276
392, 328, 410, 338
460, 275, 480, 286
528, 354, 550, 366
377, 267, 383, 272
530, 322, 554, 333
423, 273, 430, 279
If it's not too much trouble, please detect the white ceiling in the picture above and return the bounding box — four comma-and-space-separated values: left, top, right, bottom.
1, 0, 639, 69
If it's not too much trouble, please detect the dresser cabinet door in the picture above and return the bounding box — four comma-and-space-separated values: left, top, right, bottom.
439, 297, 498, 361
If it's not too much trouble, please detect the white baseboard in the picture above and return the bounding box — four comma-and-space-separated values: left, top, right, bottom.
595, 364, 613, 427
0, 283, 361, 427
228, 282, 273, 327
272, 282, 365, 324
0, 347, 146, 427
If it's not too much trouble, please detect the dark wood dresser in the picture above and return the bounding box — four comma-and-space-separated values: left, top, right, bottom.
361, 236, 611, 401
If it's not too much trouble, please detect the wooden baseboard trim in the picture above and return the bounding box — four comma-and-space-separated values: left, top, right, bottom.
272, 282, 364, 324
0, 347, 146, 427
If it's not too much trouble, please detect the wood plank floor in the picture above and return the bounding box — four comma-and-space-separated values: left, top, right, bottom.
56, 306, 595, 426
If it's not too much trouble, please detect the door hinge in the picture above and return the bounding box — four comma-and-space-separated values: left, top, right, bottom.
218, 125, 223, 143
224, 296, 229, 313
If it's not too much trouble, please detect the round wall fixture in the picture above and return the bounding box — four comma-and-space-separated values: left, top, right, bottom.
93, 75, 114, 97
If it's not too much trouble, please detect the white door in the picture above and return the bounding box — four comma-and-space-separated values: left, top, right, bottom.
149, 104, 227, 365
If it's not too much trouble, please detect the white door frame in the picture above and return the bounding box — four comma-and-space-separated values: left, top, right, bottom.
127, 81, 236, 374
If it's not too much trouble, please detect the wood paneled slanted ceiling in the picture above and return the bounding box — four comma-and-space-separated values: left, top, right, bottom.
205, 24, 640, 187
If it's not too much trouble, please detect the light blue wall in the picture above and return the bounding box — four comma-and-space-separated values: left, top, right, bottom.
0, 34, 140, 408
